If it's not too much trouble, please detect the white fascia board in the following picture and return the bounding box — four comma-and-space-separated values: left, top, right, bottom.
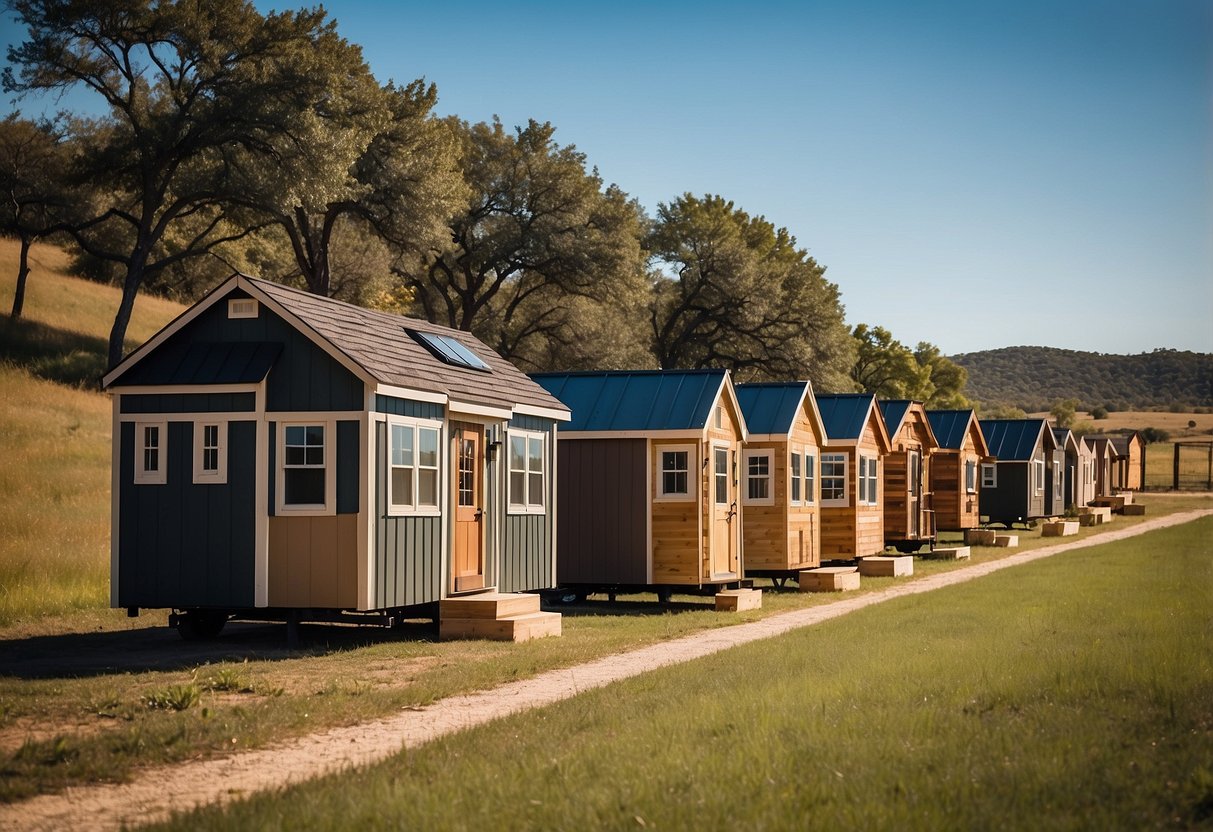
448, 400, 513, 421
513, 403, 572, 422
373, 383, 448, 406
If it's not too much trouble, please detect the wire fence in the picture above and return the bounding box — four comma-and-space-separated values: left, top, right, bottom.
1144, 442, 1213, 490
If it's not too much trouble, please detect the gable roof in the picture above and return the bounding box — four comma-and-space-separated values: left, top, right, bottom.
978, 419, 1051, 461
1052, 427, 1081, 456
1086, 435, 1122, 459
1108, 433, 1141, 454
530, 370, 745, 436
103, 275, 569, 418
877, 399, 939, 448
815, 393, 891, 450
928, 409, 990, 456
734, 381, 824, 439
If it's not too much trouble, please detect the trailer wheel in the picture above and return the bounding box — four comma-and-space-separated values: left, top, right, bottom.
655, 588, 673, 604
176, 610, 227, 641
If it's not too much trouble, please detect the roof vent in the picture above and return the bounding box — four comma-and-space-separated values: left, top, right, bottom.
228, 298, 258, 319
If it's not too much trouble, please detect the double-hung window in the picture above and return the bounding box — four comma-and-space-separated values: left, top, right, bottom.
804, 452, 816, 503
134, 421, 167, 485
657, 445, 695, 500
743, 450, 773, 505
508, 430, 546, 514
389, 420, 441, 515
282, 424, 327, 510
981, 463, 997, 489
1034, 460, 1045, 495
965, 459, 977, 493
790, 449, 802, 505
193, 421, 227, 484
858, 455, 879, 505
821, 453, 847, 506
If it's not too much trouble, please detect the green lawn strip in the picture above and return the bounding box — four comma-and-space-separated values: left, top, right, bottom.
2, 499, 1209, 804
152, 517, 1213, 832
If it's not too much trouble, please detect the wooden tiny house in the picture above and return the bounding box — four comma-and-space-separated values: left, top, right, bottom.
926, 409, 992, 532
1075, 434, 1097, 507
814, 394, 892, 559
977, 419, 1059, 526
1052, 428, 1096, 511
103, 275, 569, 640
734, 381, 828, 577
531, 370, 749, 593
1109, 432, 1145, 490
877, 400, 940, 550
1085, 436, 1120, 497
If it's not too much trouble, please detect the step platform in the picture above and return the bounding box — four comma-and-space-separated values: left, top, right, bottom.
1122, 504, 1147, 516
964, 529, 997, 546
1079, 506, 1112, 526
993, 534, 1018, 547
925, 546, 970, 560
798, 566, 860, 592
858, 555, 914, 577
715, 588, 762, 612
439, 592, 561, 642
1042, 520, 1080, 537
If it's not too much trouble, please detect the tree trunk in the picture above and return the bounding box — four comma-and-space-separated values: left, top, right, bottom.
10, 235, 31, 319
107, 257, 147, 372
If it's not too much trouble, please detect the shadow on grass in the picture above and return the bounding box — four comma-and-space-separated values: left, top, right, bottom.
0, 619, 439, 680
0, 316, 117, 388
552, 598, 713, 618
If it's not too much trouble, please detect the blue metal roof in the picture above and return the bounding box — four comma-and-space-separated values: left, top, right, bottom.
878, 400, 912, 435
928, 410, 975, 450
735, 382, 809, 435
979, 419, 1047, 461
530, 370, 727, 432
815, 393, 876, 441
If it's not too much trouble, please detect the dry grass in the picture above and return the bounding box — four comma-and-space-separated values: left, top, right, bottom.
1030, 409, 1213, 438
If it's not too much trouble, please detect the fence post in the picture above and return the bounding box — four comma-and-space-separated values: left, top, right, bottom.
1173, 442, 1180, 491
1207, 443, 1212, 491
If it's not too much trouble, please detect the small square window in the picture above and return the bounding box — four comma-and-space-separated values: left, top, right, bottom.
657, 445, 695, 501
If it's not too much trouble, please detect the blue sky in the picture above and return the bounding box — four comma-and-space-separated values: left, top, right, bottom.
3, 0, 1210, 355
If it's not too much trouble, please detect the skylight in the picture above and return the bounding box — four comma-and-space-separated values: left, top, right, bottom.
408, 330, 492, 372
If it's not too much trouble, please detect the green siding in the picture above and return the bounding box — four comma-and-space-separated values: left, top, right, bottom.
375, 395, 443, 420
374, 420, 442, 607
118, 421, 256, 609
501, 419, 556, 592
509, 414, 550, 431
120, 392, 255, 414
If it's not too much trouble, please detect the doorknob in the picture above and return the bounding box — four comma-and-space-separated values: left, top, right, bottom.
474, 507, 484, 520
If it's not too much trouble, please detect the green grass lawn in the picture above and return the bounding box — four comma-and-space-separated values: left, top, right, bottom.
155, 517, 1213, 831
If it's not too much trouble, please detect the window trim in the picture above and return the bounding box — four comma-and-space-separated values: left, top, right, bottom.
742, 449, 774, 506
387, 416, 443, 517
1034, 459, 1045, 495
804, 450, 816, 505
981, 463, 997, 489
192, 420, 228, 485
134, 420, 167, 485
820, 452, 848, 507
655, 443, 697, 502
858, 455, 879, 506
507, 428, 547, 516
964, 457, 977, 494
789, 446, 803, 506
276, 420, 335, 516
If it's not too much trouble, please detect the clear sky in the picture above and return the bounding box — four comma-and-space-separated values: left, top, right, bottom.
4, 0, 1211, 355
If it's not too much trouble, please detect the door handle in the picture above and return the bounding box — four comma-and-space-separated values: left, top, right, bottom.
474, 507, 484, 520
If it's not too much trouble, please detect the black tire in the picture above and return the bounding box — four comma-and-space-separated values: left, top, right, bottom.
655, 588, 673, 604
176, 610, 227, 641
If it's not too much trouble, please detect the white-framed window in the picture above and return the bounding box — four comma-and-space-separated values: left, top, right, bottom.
859, 455, 879, 505
1034, 460, 1045, 495
228, 297, 259, 319
981, 463, 997, 489
192, 421, 227, 484
965, 458, 977, 493
388, 418, 441, 516
656, 444, 696, 501
714, 406, 723, 430
804, 451, 815, 504
134, 421, 167, 485
821, 453, 848, 506
278, 421, 333, 514
508, 429, 546, 514
743, 450, 773, 506
714, 445, 731, 505
790, 448, 802, 505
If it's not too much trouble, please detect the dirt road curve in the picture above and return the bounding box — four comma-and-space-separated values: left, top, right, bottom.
4, 509, 1209, 832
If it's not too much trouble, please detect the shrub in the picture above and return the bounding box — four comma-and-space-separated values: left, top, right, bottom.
1141, 427, 1171, 444
1091, 406, 1108, 420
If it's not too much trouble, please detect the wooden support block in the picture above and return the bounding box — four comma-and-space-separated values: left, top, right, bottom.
440, 611, 562, 642
858, 555, 914, 577
926, 546, 971, 560
1041, 520, 1080, 537
993, 534, 1018, 547
439, 592, 540, 620
965, 529, 997, 546
1078, 512, 1102, 526
1115, 491, 1134, 505
798, 566, 861, 592
1122, 504, 1146, 516
715, 588, 762, 612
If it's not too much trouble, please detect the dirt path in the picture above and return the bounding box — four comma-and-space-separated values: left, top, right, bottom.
4, 509, 1209, 831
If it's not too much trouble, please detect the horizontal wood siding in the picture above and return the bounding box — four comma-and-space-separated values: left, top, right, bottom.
120, 393, 255, 413
883, 452, 910, 539
558, 439, 648, 585
742, 439, 790, 571
118, 421, 256, 608
373, 420, 442, 607
267, 514, 359, 608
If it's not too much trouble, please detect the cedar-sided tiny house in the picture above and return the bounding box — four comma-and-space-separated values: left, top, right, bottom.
734, 381, 828, 577
1086, 436, 1120, 497
814, 394, 892, 559
1053, 428, 1095, 511
877, 400, 940, 550
531, 370, 748, 594
977, 419, 1059, 526
1075, 434, 1098, 507
1109, 432, 1145, 490
926, 409, 992, 532
103, 275, 570, 638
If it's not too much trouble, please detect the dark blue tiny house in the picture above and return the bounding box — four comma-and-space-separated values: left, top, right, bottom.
977, 419, 1059, 526
103, 275, 569, 639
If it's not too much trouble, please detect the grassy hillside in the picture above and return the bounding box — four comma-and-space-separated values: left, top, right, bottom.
0, 240, 184, 625
952, 345, 1213, 412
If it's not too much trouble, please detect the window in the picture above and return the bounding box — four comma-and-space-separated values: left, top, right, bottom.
714, 406, 723, 430
965, 459, 977, 493
657, 445, 695, 500
715, 447, 730, 505
193, 421, 227, 484
277, 423, 334, 514
859, 455, 879, 505
981, 463, 997, 489
408, 330, 491, 372
508, 430, 546, 514
388, 420, 441, 515
134, 421, 167, 485
821, 453, 847, 506
790, 450, 802, 504
743, 450, 772, 505
1034, 460, 1045, 495
227, 298, 258, 319
804, 452, 815, 503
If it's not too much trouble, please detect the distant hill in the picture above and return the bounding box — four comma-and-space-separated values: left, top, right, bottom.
950, 346, 1213, 412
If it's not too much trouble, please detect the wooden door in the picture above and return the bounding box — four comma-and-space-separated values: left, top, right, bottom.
711, 445, 737, 577
452, 422, 484, 591
908, 450, 921, 538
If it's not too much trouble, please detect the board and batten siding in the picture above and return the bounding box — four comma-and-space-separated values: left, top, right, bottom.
558, 438, 648, 585
118, 420, 257, 608
501, 415, 556, 593
373, 419, 442, 608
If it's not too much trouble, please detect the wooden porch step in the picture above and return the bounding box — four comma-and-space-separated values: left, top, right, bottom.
858, 556, 914, 577
798, 567, 860, 593
1042, 520, 1080, 537
715, 588, 762, 612
439, 592, 540, 620
993, 535, 1018, 547
440, 611, 562, 643
926, 546, 971, 560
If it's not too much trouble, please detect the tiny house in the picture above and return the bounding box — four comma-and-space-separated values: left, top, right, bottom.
103, 275, 570, 639
1109, 432, 1145, 490
1085, 436, 1120, 497
977, 419, 1059, 526
734, 381, 828, 577
1075, 434, 1097, 507
531, 370, 748, 594
877, 400, 940, 550
926, 409, 992, 532
1044, 426, 1067, 516
814, 394, 892, 559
